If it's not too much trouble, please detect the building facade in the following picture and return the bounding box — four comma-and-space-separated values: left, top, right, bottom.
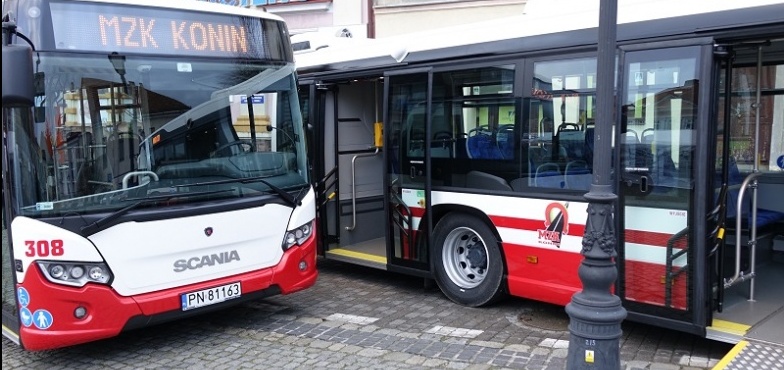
224, 0, 528, 39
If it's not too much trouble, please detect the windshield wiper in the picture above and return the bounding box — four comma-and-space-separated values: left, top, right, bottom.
174, 176, 301, 207
80, 189, 235, 235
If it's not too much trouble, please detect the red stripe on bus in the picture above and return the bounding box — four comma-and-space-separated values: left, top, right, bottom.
503, 243, 688, 310
624, 259, 688, 310
491, 215, 543, 230
625, 229, 686, 249
409, 208, 587, 236
492, 215, 586, 237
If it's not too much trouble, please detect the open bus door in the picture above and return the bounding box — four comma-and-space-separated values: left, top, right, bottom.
384, 69, 433, 276
708, 39, 784, 345
300, 74, 388, 269
301, 66, 433, 277
298, 80, 334, 256
615, 40, 715, 336
299, 79, 344, 261
2, 35, 36, 347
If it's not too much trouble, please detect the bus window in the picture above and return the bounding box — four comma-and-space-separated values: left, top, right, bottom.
715, 59, 784, 238
429, 66, 517, 190
526, 57, 597, 191
718, 63, 784, 174
623, 49, 698, 203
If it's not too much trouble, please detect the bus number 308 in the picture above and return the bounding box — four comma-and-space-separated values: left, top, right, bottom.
24, 240, 65, 257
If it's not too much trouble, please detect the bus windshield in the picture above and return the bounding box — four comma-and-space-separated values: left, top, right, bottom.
10, 52, 308, 217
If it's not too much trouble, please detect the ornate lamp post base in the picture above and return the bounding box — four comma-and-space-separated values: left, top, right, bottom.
565, 225, 627, 368
565, 186, 627, 369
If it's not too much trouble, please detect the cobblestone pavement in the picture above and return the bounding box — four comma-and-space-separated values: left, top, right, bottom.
2, 258, 732, 369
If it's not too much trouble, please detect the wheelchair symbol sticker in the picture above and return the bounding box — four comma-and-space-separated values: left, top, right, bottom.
17, 287, 30, 307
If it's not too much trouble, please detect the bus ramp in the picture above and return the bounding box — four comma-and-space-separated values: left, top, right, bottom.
713, 308, 784, 370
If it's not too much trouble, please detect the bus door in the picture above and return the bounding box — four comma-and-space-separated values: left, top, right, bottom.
302, 76, 388, 268
2, 40, 36, 345
298, 81, 335, 253
299, 79, 341, 260
616, 41, 714, 335
710, 39, 784, 344
2, 116, 22, 346
385, 69, 433, 274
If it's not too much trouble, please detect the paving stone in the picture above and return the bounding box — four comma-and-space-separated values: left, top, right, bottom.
2, 259, 735, 370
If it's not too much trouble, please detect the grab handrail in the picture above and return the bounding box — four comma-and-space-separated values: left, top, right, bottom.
122, 171, 159, 189
723, 172, 763, 298
345, 148, 380, 231
318, 166, 338, 208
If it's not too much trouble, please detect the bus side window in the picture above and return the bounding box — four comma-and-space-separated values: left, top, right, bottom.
406, 112, 425, 157
431, 115, 452, 158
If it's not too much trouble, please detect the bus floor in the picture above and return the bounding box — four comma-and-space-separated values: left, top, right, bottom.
324, 237, 387, 270
711, 252, 784, 342
710, 248, 784, 370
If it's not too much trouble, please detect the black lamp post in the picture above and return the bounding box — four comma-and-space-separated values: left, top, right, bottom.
565, 0, 627, 368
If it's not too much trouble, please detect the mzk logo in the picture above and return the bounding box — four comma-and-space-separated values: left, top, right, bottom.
173, 250, 240, 272
537, 203, 569, 248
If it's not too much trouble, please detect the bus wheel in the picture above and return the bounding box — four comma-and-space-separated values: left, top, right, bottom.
432, 213, 505, 307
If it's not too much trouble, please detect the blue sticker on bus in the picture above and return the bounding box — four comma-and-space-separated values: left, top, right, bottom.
17, 287, 30, 307
32, 309, 53, 330
240, 95, 264, 104
20, 308, 33, 327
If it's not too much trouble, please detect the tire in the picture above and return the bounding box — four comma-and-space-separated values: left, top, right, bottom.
432, 213, 506, 307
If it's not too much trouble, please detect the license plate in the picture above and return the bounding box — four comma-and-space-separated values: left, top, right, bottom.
181, 282, 241, 311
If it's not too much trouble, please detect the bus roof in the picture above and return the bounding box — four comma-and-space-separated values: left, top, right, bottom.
296, 0, 784, 74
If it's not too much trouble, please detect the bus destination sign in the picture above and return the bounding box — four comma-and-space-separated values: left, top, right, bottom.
49, 2, 268, 58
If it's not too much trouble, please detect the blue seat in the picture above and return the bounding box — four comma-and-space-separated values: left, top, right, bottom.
496, 125, 515, 160
641, 128, 654, 146
725, 157, 784, 230
535, 163, 563, 189
565, 160, 592, 190
431, 116, 452, 158
466, 128, 503, 159
558, 127, 584, 162
650, 147, 677, 191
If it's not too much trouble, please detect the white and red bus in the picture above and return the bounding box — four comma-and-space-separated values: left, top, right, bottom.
296, 0, 784, 346
2, 0, 316, 351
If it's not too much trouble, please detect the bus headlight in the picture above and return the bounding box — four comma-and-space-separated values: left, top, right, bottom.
89, 266, 105, 280
70, 266, 85, 279
282, 220, 314, 251
49, 264, 66, 279
37, 261, 113, 287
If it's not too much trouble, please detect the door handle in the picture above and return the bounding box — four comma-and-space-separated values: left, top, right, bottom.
621, 173, 651, 193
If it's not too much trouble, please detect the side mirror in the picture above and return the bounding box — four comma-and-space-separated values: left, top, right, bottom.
2, 43, 34, 107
